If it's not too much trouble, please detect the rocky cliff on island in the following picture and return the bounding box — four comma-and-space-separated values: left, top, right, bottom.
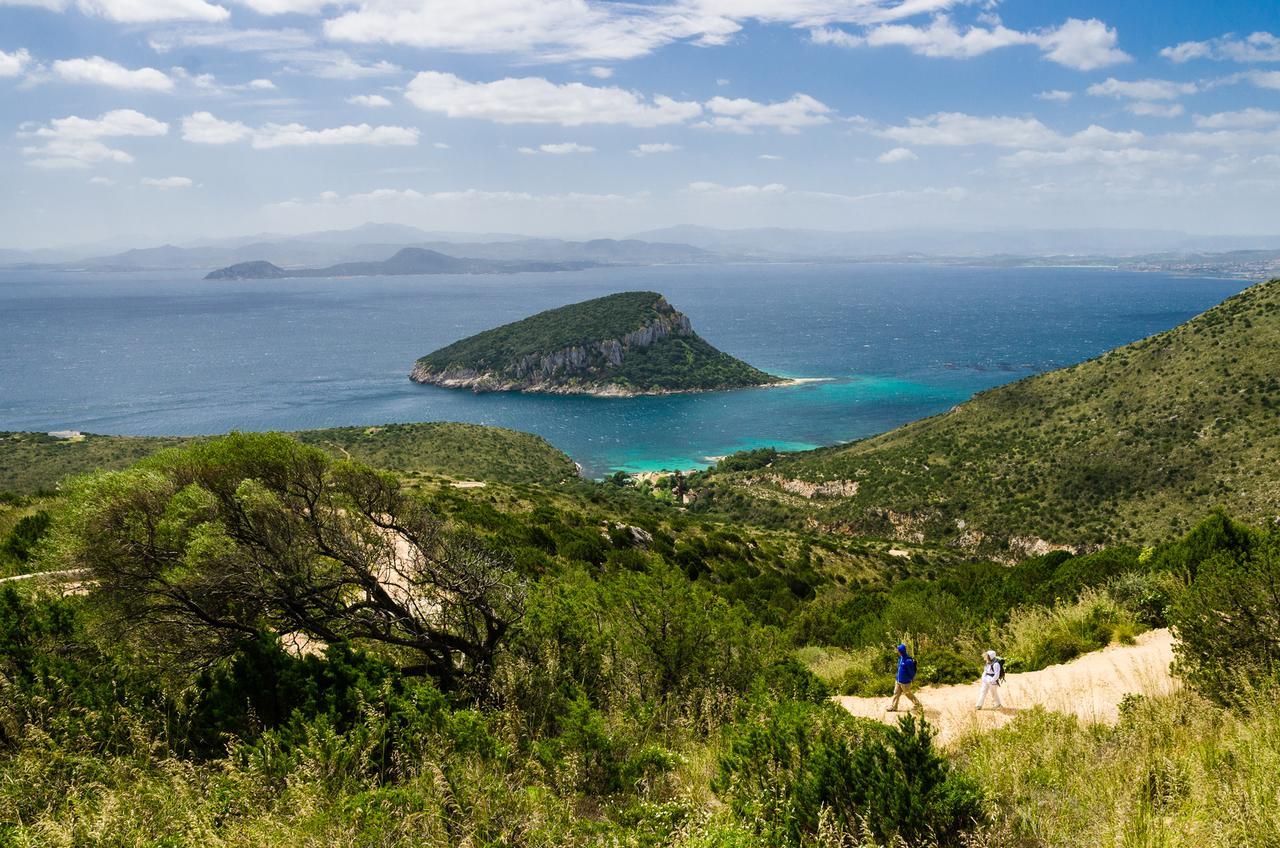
410, 291, 783, 396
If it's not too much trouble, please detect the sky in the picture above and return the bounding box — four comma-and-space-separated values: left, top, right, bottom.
2, 0, 1280, 248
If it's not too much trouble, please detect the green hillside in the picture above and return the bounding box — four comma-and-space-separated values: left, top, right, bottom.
411, 291, 781, 394
0, 422, 576, 494
707, 278, 1280, 548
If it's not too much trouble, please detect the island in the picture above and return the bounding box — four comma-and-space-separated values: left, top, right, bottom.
204, 247, 596, 280
410, 291, 784, 396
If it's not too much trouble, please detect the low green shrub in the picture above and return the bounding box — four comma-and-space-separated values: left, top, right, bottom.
714, 699, 985, 846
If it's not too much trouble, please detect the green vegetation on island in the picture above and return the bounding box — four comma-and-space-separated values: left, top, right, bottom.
696, 278, 1280, 550
411, 290, 782, 395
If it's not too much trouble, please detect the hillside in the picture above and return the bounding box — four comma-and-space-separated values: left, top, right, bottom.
0, 422, 577, 494
204, 248, 595, 280
709, 278, 1280, 549
411, 291, 783, 396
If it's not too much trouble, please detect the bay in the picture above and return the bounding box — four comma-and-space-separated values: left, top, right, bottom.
0, 263, 1248, 477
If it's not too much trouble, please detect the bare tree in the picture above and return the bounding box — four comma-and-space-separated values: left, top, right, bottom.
51, 433, 523, 693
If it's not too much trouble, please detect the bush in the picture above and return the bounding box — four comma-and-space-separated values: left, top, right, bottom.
1000, 588, 1142, 670
715, 700, 984, 847
1167, 519, 1280, 701
1109, 570, 1179, 627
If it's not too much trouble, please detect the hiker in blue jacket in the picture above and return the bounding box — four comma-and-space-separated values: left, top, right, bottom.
886, 643, 922, 712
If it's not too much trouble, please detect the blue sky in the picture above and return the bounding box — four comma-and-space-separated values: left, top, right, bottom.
2, 0, 1279, 247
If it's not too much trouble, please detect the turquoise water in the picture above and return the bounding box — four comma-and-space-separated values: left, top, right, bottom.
0, 263, 1249, 477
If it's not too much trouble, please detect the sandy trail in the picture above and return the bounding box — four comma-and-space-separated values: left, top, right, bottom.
835, 628, 1177, 746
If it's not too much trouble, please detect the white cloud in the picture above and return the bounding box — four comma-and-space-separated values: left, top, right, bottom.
230, 0, 333, 12
1035, 89, 1073, 102
1167, 127, 1280, 151
518, 142, 595, 154
405, 71, 700, 127
1001, 147, 1200, 168
52, 56, 174, 91
587, 66, 612, 78
1087, 77, 1199, 101
699, 93, 831, 133
1194, 108, 1280, 129
1035, 18, 1130, 71
877, 112, 1060, 148
1162, 32, 1280, 64
248, 78, 276, 89
21, 108, 168, 169
812, 16, 1129, 70
170, 67, 220, 89
348, 188, 425, 202
141, 175, 194, 188
291, 52, 400, 79
0, 48, 31, 78
149, 27, 315, 53
41, 0, 232, 23
182, 111, 252, 143
347, 93, 392, 107
88, 175, 115, 185
321, 0, 983, 62
182, 111, 417, 147
813, 16, 1032, 59
1246, 70, 1280, 90
631, 142, 680, 155
432, 141, 450, 149
877, 146, 917, 163
686, 179, 967, 204
874, 112, 1143, 151
758, 153, 782, 160
716, 77, 730, 86
252, 122, 418, 148
688, 181, 788, 195
1126, 102, 1184, 119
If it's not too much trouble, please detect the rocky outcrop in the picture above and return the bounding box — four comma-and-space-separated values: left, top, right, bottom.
412, 301, 698, 395
743, 474, 860, 499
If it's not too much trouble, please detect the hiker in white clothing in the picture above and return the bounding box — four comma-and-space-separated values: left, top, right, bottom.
976, 649, 1003, 710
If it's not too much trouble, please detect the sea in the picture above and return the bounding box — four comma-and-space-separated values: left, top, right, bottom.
0, 263, 1250, 478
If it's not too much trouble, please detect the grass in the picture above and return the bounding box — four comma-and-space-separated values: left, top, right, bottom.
0, 422, 578, 495
955, 687, 1280, 847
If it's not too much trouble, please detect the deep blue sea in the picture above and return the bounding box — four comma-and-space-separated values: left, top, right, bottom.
0, 264, 1249, 477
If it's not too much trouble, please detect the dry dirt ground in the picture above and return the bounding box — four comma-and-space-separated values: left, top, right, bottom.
834, 628, 1177, 746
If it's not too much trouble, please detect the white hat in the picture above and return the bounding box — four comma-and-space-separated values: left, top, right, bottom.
985, 650, 997, 661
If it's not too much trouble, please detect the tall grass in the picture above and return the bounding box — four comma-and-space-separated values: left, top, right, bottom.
954, 686, 1280, 847
989, 587, 1143, 671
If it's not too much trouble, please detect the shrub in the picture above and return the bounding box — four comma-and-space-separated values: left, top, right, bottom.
714, 700, 985, 847
1167, 522, 1280, 701
1000, 588, 1142, 670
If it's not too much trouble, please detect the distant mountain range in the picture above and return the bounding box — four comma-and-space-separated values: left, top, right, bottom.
627, 225, 1280, 259
14, 227, 714, 273
4, 221, 1280, 272
205, 248, 598, 280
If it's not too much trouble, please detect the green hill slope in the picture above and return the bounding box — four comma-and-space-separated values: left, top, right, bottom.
411, 291, 781, 395
712, 278, 1280, 549
0, 422, 577, 494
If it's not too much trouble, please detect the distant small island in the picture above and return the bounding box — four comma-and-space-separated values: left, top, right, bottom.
205, 248, 596, 280
410, 291, 784, 396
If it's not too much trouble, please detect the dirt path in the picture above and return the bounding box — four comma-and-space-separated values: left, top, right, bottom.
835, 628, 1177, 746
